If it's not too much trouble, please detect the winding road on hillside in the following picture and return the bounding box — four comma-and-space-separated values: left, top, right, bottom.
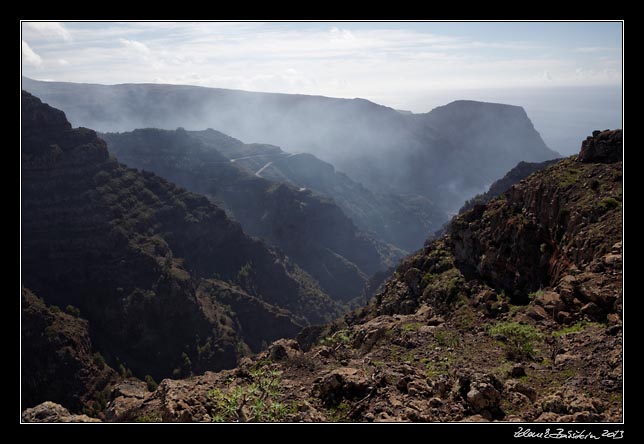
227, 152, 301, 178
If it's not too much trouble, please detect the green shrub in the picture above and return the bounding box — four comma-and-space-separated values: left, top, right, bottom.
65, 305, 81, 317
558, 168, 581, 187
528, 289, 544, 301
552, 320, 598, 338
421, 272, 435, 287
207, 368, 294, 422
489, 322, 542, 361
319, 329, 354, 347
422, 268, 465, 307
328, 400, 352, 422
134, 413, 162, 422
92, 352, 106, 369
180, 352, 192, 377
402, 322, 422, 333
118, 363, 133, 378
599, 197, 620, 211
144, 374, 158, 392
434, 330, 460, 348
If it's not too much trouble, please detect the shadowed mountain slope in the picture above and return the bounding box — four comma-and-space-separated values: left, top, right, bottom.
21, 91, 342, 386
101, 128, 402, 302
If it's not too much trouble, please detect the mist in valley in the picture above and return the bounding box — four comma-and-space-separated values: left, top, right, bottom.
21, 77, 562, 223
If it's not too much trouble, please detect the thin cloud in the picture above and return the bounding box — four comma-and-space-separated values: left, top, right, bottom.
22, 40, 42, 67
24, 22, 72, 42
119, 38, 151, 54
575, 47, 618, 53
20, 22, 623, 109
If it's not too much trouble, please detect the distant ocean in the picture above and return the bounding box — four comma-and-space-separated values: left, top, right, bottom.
409, 85, 622, 156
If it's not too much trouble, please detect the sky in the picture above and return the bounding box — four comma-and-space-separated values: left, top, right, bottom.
21, 21, 623, 154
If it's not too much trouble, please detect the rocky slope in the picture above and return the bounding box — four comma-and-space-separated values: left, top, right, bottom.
101, 128, 401, 302
22, 77, 558, 224
458, 159, 561, 215
102, 130, 621, 423
21, 288, 117, 413
21, 91, 342, 393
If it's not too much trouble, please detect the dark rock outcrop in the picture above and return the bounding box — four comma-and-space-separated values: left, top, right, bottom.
21, 288, 116, 412
578, 129, 622, 163
22, 402, 102, 423
459, 158, 561, 215
449, 135, 622, 304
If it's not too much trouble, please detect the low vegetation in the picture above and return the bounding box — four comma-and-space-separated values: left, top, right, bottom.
489, 321, 542, 361
207, 365, 295, 422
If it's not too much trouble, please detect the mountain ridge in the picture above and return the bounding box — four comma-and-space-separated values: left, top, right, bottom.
21, 91, 342, 395
22, 76, 559, 218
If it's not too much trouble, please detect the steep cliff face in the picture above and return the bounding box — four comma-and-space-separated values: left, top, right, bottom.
21, 91, 341, 384
21, 288, 117, 413
450, 148, 621, 306
424, 101, 558, 163
103, 130, 621, 423
379, 130, 621, 319
101, 128, 400, 302
458, 159, 561, 215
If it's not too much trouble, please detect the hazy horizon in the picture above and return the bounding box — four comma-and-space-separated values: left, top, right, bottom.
21, 21, 623, 155
21, 75, 620, 156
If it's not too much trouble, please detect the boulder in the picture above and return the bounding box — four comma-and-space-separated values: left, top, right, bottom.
403, 267, 422, 294
578, 130, 622, 163
540, 390, 604, 416
22, 401, 101, 423
407, 380, 432, 398
504, 379, 537, 402
313, 367, 370, 406
267, 339, 302, 361
541, 394, 567, 414
535, 291, 564, 314
466, 382, 501, 414
527, 304, 549, 322
535, 411, 562, 422
105, 379, 150, 421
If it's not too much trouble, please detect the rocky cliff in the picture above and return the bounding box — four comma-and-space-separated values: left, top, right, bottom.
21, 288, 117, 413
101, 128, 401, 302
21, 91, 342, 393
458, 159, 561, 215
422, 100, 559, 189
93, 130, 621, 423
